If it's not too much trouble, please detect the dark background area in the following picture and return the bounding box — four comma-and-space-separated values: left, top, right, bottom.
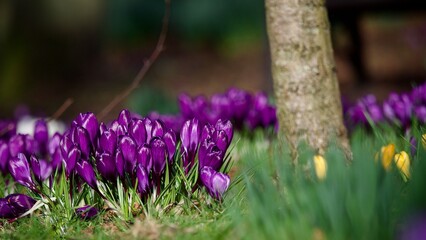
1, 0, 426, 121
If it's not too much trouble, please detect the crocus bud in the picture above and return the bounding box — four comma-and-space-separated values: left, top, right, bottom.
0, 198, 15, 219
381, 144, 395, 170
48, 133, 62, 156
51, 147, 63, 170
0, 141, 10, 174
129, 119, 147, 145
394, 151, 410, 179
34, 119, 49, 147
163, 129, 176, 163
118, 109, 131, 128
136, 165, 150, 195
200, 166, 230, 200
150, 137, 167, 176
115, 149, 124, 178
110, 120, 127, 137
60, 134, 73, 160
99, 130, 117, 155
119, 136, 137, 173
76, 160, 98, 191
313, 155, 327, 180
422, 134, 426, 150
181, 119, 201, 154
6, 193, 36, 216
64, 146, 80, 178
8, 153, 36, 190
137, 144, 152, 172
143, 118, 153, 143
30, 155, 52, 183
215, 119, 233, 145
75, 112, 98, 146
99, 122, 108, 136
97, 152, 117, 182
72, 126, 91, 158
9, 134, 25, 157
76, 205, 98, 220
152, 120, 164, 138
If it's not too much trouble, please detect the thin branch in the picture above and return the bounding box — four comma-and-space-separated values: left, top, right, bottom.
49, 98, 74, 121
97, 0, 171, 121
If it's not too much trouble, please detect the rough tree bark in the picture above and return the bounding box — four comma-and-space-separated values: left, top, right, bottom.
265, 0, 350, 160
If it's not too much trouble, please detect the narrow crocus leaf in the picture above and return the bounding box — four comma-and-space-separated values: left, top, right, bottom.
152, 120, 164, 138
64, 146, 80, 177
97, 152, 117, 182
115, 149, 124, 178
0, 198, 15, 219
6, 193, 36, 216
76, 160, 98, 191
129, 119, 147, 146
72, 126, 91, 158
75, 112, 99, 146
99, 130, 117, 155
215, 119, 233, 144
9, 134, 25, 157
30, 155, 53, 183
137, 144, 152, 172
163, 129, 176, 163
8, 153, 36, 190
136, 165, 150, 195
118, 109, 131, 128
150, 137, 167, 175
76, 205, 98, 220
0, 141, 10, 174
34, 119, 48, 144
119, 136, 137, 173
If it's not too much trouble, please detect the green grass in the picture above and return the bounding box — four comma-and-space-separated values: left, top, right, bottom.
1, 126, 426, 239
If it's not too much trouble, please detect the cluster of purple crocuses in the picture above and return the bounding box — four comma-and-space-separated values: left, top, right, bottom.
0, 109, 233, 220
149, 88, 277, 134
345, 83, 426, 129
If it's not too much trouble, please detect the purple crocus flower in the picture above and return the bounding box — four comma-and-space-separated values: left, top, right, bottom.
150, 137, 167, 176
73, 112, 99, 147
6, 193, 36, 216
76, 160, 98, 191
137, 144, 152, 172
118, 109, 131, 128
227, 88, 252, 123
48, 133, 62, 156
414, 106, 426, 123
129, 119, 147, 146
63, 146, 80, 178
136, 165, 150, 196
163, 129, 176, 163
76, 205, 98, 220
0, 198, 15, 219
198, 140, 223, 171
115, 149, 125, 178
8, 153, 36, 191
30, 155, 53, 183
200, 166, 230, 200
72, 126, 91, 158
99, 129, 117, 155
97, 152, 117, 182
34, 119, 48, 154
110, 120, 127, 137
0, 140, 10, 174
119, 135, 137, 173
215, 119, 233, 146
180, 119, 201, 169
9, 134, 26, 157
152, 120, 164, 138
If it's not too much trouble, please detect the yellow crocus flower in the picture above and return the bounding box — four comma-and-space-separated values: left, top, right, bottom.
313, 155, 327, 180
381, 144, 395, 170
422, 134, 426, 149
394, 151, 410, 179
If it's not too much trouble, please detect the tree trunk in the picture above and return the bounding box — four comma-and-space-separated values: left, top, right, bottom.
265, 0, 350, 160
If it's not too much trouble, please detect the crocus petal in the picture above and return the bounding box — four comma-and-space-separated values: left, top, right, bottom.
215, 119, 233, 145
143, 118, 153, 143
76, 160, 98, 191
72, 126, 91, 159
115, 149, 124, 178
136, 165, 150, 195
200, 146, 222, 171
129, 119, 147, 146
34, 119, 48, 150
313, 155, 327, 180
8, 153, 36, 190
99, 122, 108, 136
64, 146, 80, 177
119, 136, 137, 173
394, 151, 410, 179
200, 166, 215, 191
213, 130, 228, 153
210, 171, 230, 200
118, 109, 131, 128
163, 129, 176, 163
152, 120, 164, 138
110, 120, 127, 137
9, 134, 25, 157
51, 147, 63, 170
48, 133, 62, 156
0, 198, 15, 219
0, 141, 10, 174
60, 134, 73, 160
76, 205, 98, 219
150, 137, 167, 175
75, 112, 99, 146
137, 144, 152, 172
381, 144, 395, 170
200, 124, 214, 142
99, 130, 117, 155
6, 193, 36, 216
30, 155, 52, 182
97, 152, 117, 182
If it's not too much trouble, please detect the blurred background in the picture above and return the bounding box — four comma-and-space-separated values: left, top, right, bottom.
0, 0, 426, 121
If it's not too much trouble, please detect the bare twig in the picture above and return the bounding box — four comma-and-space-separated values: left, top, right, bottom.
97, 0, 171, 121
49, 98, 74, 121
